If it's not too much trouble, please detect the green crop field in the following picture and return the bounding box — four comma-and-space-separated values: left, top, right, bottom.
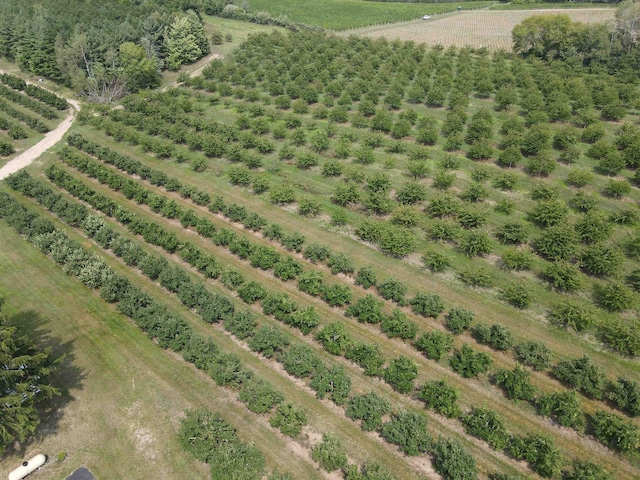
244, 0, 494, 29
2, 4, 640, 480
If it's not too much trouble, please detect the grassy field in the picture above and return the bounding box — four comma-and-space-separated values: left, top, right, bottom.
341, 8, 616, 49
0, 218, 329, 480
245, 0, 495, 29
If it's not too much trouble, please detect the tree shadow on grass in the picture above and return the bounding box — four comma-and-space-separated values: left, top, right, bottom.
3, 309, 86, 459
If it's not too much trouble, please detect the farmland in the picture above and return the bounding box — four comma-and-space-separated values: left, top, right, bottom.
243, 0, 494, 30
1, 4, 640, 480
342, 9, 616, 50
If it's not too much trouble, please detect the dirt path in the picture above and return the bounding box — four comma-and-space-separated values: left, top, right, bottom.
0, 70, 80, 181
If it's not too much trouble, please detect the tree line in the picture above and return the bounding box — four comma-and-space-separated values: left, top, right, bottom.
0, 0, 213, 100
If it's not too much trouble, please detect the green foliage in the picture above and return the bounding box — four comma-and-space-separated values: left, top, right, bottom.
565, 461, 613, 480
462, 407, 509, 450
380, 410, 431, 456
311, 433, 348, 472
608, 377, 640, 417
592, 410, 640, 453
594, 281, 635, 312
237, 281, 267, 304
345, 294, 384, 324
239, 377, 284, 414
418, 380, 461, 418
534, 225, 579, 261
383, 356, 418, 393
178, 409, 266, 479
472, 323, 513, 351
381, 309, 418, 340
458, 231, 491, 257
315, 322, 352, 356
500, 249, 534, 271
377, 277, 408, 305
449, 344, 492, 378
429, 437, 478, 480
501, 282, 533, 309
410, 292, 445, 318
537, 391, 584, 430
496, 222, 527, 245
494, 364, 537, 401
321, 283, 353, 307
297, 270, 325, 297
247, 326, 290, 359
548, 300, 595, 331
346, 392, 391, 431
415, 330, 454, 361
552, 355, 606, 399
0, 305, 61, 454
509, 433, 562, 479
458, 266, 495, 288
422, 249, 451, 272
327, 252, 355, 275
303, 243, 331, 264
355, 266, 377, 289
224, 310, 257, 340
445, 307, 475, 334
269, 403, 307, 437
309, 364, 351, 405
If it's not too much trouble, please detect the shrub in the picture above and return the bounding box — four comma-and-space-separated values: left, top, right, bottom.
430, 438, 478, 480
270, 403, 307, 437
449, 344, 492, 378
297, 270, 324, 296
422, 249, 451, 272
418, 380, 461, 418
565, 461, 613, 480
355, 266, 377, 289
239, 377, 284, 414
514, 341, 550, 370
346, 392, 391, 431
381, 309, 418, 340
224, 310, 257, 340
548, 300, 595, 331
380, 410, 430, 456
298, 196, 321, 217
415, 330, 454, 361
345, 342, 385, 377
321, 283, 353, 307
458, 267, 494, 288
496, 222, 527, 245
345, 294, 383, 324
591, 411, 640, 453
537, 391, 584, 430
288, 306, 320, 335
462, 407, 509, 450
269, 184, 295, 204
553, 355, 606, 399
529, 200, 569, 228
608, 377, 640, 417
458, 231, 491, 257
315, 322, 352, 356
602, 180, 631, 199
494, 364, 536, 401
594, 281, 635, 312
410, 292, 445, 318
237, 281, 267, 304
327, 252, 355, 275
472, 323, 513, 351
247, 326, 290, 359
501, 283, 533, 309
509, 434, 562, 479
501, 249, 534, 271
310, 365, 351, 405
383, 356, 419, 393
377, 277, 408, 305
534, 225, 579, 261
311, 434, 348, 472
445, 307, 475, 334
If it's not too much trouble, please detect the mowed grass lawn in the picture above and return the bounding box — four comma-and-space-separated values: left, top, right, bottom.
0, 223, 323, 480
245, 0, 494, 29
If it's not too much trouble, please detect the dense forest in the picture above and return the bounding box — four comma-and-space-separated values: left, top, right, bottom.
0, 0, 217, 100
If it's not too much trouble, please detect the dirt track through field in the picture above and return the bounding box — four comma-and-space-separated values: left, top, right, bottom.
0, 70, 79, 180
